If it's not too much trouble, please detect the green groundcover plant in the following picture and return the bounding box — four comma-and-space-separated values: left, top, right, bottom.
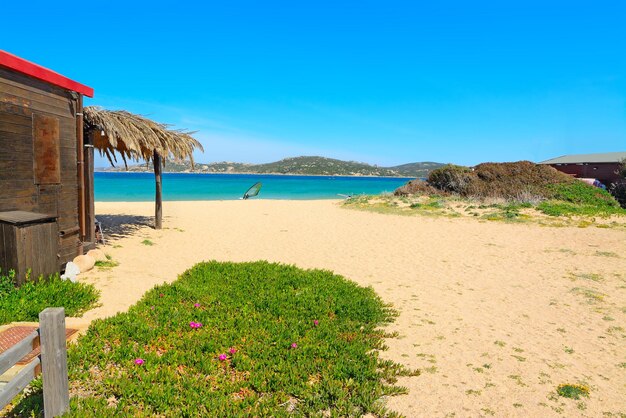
9, 261, 416, 417
0, 270, 100, 325
537, 182, 623, 216
556, 383, 589, 400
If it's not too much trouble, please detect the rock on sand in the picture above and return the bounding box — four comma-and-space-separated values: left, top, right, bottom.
87, 249, 107, 262
73, 254, 96, 273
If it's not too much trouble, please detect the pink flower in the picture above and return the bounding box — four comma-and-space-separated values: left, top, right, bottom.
159, 293, 164, 298
313, 319, 319, 326
291, 343, 298, 349
134, 358, 144, 365
189, 321, 203, 329
218, 354, 227, 361
229, 347, 237, 354
194, 303, 201, 308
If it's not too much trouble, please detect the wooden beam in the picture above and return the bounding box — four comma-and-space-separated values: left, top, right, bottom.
76, 95, 85, 248
83, 130, 95, 247
0, 330, 38, 376
0, 356, 40, 410
154, 150, 162, 229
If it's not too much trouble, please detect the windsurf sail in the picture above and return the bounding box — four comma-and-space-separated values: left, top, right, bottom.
243, 182, 262, 199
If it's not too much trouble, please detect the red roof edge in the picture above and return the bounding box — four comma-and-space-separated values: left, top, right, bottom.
0, 50, 94, 98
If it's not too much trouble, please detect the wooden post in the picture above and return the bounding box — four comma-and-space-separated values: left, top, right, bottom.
39, 308, 69, 417
154, 150, 163, 229
83, 131, 96, 248
76, 95, 86, 248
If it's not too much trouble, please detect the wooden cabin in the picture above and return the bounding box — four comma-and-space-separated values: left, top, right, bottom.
0, 50, 95, 284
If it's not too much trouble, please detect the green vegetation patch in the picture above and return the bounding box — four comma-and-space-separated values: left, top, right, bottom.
545, 182, 619, 208
537, 201, 622, 217
556, 383, 589, 400
95, 260, 119, 269
534, 183, 622, 217
95, 255, 119, 270
481, 204, 532, 222
0, 270, 100, 325
571, 287, 606, 303
11, 261, 416, 417
343, 194, 460, 219
569, 272, 603, 282
594, 251, 619, 258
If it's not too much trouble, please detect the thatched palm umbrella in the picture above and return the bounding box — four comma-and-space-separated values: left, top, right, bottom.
83, 106, 204, 229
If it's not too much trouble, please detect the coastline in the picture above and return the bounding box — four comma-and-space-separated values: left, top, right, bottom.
94, 170, 417, 179
76, 199, 626, 417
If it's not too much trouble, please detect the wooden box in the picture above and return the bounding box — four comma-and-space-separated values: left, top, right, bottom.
0, 211, 58, 286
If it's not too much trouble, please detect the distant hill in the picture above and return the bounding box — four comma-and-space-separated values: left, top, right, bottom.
97, 156, 445, 177
243, 156, 398, 176
388, 162, 445, 178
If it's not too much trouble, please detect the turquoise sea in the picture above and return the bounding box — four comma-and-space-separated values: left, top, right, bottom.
94, 172, 414, 201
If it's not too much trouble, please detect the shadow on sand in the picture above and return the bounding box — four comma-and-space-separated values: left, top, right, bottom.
97, 214, 155, 241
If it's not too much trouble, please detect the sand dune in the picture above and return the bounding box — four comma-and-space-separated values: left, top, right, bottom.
72, 200, 626, 417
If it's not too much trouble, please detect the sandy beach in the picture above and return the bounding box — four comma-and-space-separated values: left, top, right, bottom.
73, 199, 626, 417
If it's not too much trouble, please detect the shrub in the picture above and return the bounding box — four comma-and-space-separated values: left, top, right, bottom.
0, 270, 100, 325
473, 161, 574, 198
556, 383, 589, 400
394, 179, 445, 196
395, 160, 624, 216
0, 268, 16, 296
609, 180, 626, 208
421, 161, 577, 199
428, 164, 474, 194
11, 261, 415, 417
617, 158, 626, 179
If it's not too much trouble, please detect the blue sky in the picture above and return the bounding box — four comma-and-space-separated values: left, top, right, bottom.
3, 1, 625, 167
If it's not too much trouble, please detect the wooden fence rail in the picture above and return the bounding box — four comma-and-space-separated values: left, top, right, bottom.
0, 308, 70, 417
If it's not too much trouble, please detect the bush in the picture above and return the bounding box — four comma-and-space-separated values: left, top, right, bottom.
427, 161, 576, 199
12, 261, 415, 417
394, 179, 446, 196
617, 158, 626, 179
428, 164, 474, 194
395, 160, 625, 216
0, 270, 100, 325
609, 180, 626, 208
0, 269, 15, 296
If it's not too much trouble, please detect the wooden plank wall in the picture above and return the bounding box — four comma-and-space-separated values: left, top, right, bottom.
0, 66, 81, 270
